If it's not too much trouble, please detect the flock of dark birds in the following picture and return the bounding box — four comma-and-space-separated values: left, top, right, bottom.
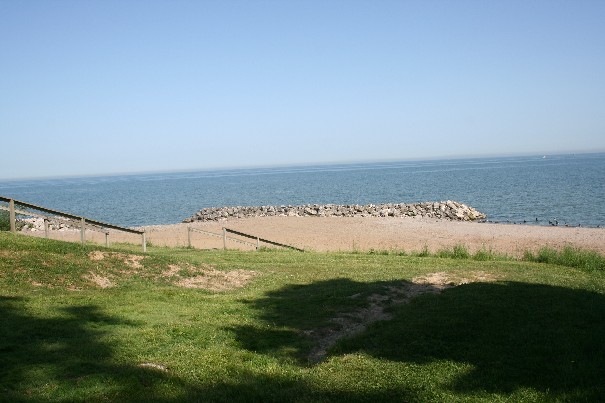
481, 218, 600, 228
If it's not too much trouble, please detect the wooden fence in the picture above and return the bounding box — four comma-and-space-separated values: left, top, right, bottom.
0, 196, 147, 252
188, 226, 304, 252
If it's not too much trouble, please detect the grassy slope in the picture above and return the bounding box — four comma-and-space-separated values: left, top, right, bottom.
1, 232, 604, 402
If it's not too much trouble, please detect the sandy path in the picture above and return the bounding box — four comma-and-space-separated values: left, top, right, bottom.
22, 216, 605, 257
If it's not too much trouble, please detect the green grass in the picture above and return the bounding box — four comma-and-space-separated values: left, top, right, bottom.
0, 210, 27, 232
524, 246, 605, 272
437, 244, 471, 259
1, 232, 605, 401
0, 210, 10, 231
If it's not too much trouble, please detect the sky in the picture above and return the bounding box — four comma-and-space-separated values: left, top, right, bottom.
1, 0, 604, 180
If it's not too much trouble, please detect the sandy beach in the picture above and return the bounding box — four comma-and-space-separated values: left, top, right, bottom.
22, 216, 605, 257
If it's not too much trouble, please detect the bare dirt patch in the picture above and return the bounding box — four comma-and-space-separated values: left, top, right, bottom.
0, 250, 17, 258
412, 270, 498, 287
83, 272, 115, 288
85, 253, 255, 291
88, 251, 105, 261
161, 264, 182, 278
88, 251, 144, 269
307, 271, 500, 364
138, 362, 169, 372
161, 262, 257, 291
174, 267, 257, 292
30, 280, 46, 287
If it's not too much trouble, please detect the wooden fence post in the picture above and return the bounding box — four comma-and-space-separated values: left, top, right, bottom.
142, 232, 147, 253
105, 232, 109, 247
80, 217, 86, 245
222, 228, 227, 250
9, 199, 16, 233
44, 219, 49, 238
256, 237, 260, 251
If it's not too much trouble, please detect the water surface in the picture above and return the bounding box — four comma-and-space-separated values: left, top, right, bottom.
1, 153, 603, 228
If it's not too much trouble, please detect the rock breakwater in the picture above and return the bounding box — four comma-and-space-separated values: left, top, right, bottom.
183, 201, 486, 223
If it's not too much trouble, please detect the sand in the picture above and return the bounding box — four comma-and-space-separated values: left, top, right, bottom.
22, 216, 605, 257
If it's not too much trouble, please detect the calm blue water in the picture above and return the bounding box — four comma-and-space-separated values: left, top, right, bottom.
1, 153, 604, 228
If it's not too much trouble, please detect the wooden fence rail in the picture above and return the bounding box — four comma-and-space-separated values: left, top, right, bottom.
187, 226, 304, 252
224, 227, 304, 252
188, 227, 258, 249
0, 196, 146, 252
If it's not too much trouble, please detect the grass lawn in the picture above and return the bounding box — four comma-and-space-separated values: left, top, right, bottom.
1, 232, 604, 402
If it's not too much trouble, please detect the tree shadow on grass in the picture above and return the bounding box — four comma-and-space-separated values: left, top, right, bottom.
352, 281, 605, 399
230, 279, 605, 400
0, 295, 420, 402
0, 296, 197, 401
230, 278, 417, 363
6, 278, 603, 401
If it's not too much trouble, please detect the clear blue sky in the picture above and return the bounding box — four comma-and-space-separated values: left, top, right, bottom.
1, 0, 604, 179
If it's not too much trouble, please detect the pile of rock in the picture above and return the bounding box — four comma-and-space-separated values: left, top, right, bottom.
183, 201, 486, 223
18, 217, 78, 232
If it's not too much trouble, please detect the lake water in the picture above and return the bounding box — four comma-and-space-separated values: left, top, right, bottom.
1, 153, 604, 228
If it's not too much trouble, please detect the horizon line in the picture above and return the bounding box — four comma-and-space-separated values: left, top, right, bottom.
1, 149, 604, 182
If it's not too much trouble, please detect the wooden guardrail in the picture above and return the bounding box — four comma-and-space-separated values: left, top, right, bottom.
187, 226, 304, 252
224, 228, 304, 252
0, 196, 147, 252
188, 227, 258, 249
